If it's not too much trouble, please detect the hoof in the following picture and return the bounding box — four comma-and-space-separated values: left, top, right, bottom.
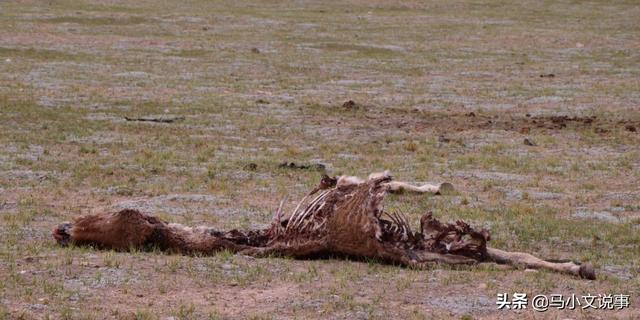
579, 263, 596, 280
437, 182, 455, 195
52, 222, 73, 246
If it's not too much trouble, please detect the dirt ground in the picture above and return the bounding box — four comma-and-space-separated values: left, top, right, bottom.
0, 0, 639, 319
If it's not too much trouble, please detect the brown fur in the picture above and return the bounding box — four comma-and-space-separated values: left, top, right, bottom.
53, 173, 595, 280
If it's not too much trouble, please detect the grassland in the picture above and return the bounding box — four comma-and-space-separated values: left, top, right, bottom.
0, 0, 639, 319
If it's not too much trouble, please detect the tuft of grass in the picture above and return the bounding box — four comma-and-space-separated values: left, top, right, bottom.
42, 16, 149, 25
0, 47, 91, 61
172, 303, 196, 320
166, 257, 182, 273
166, 49, 211, 58
103, 251, 121, 268
135, 309, 159, 320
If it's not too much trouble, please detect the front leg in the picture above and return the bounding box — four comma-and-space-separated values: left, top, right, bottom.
239, 239, 329, 258
368, 241, 478, 268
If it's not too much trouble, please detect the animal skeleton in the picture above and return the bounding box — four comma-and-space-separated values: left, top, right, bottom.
52, 172, 595, 280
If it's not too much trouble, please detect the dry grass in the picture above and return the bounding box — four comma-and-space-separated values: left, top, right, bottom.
0, 0, 639, 318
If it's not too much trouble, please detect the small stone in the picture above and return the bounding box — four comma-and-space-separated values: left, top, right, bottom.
438, 182, 455, 195
243, 163, 258, 171
221, 263, 234, 270
28, 304, 47, 311
523, 138, 537, 146
342, 100, 358, 109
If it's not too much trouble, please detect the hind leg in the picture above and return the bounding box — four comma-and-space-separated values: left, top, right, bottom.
487, 247, 595, 279
384, 181, 454, 195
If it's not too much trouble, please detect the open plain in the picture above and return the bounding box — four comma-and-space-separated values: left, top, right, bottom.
0, 0, 639, 318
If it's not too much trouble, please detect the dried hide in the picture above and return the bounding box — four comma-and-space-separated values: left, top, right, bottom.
53, 172, 595, 279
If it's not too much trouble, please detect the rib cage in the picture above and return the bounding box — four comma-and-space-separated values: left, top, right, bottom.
266, 175, 489, 261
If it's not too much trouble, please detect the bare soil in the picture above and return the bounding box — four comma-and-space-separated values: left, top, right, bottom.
0, 0, 639, 319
